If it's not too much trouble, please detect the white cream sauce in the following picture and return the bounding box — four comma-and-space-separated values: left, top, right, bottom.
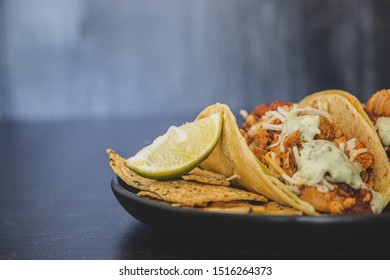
375, 117, 390, 147
281, 115, 321, 142
297, 140, 363, 189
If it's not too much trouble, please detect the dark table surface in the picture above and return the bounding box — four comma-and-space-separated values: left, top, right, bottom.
1, 117, 390, 260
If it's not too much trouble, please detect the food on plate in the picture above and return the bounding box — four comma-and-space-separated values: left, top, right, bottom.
108, 148, 154, 191
107, 149, 302, 215
147, 180, 266, 207
108, 90, 390, 216
200, 94, 384, 215
300, 90, 390, 207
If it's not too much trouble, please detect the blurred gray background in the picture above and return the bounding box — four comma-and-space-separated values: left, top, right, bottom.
0, 0, 390, 121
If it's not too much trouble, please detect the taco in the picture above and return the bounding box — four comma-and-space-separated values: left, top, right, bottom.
197, 92, 386, 215
300, 90, 390, 206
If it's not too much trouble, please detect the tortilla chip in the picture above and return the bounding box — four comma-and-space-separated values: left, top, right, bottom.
251, 202, 303, 216
182, 167, 230, 186
107, 149, 155, 190
137, 191, 163, 201
203, 201, 252, 214
149, 180, 267, 207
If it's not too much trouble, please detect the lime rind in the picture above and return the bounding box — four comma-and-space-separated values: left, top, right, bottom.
126, 112, 223, 179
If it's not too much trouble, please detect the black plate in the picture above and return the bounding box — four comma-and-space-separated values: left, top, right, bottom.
111, 176, 390, 241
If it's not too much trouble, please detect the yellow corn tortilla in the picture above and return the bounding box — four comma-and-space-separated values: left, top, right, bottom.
300, 90, 390, 205
197, 103, 319, 215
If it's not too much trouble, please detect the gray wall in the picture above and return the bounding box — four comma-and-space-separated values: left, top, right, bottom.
1, 0, 390, 121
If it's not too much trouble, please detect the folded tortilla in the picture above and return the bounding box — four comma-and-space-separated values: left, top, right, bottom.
197, 103, 319, 215
300, 90, 390, 205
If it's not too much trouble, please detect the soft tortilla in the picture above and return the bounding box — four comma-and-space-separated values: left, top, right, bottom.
197, 103, 319, 215
300, 90, 390, 205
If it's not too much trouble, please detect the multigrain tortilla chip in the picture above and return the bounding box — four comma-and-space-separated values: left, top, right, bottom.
182, 167, 230, 186
137, 191, 163, 201
203, 201, 302, 215
107, 149, 155, 190
149, 180, 267, 207
203, 201, 252, 214
251, 202, 303, 216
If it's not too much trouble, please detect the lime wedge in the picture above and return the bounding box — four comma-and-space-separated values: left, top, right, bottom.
126, 112, 223, 179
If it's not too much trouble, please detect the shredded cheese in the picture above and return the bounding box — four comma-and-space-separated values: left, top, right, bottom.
292, 107, 333, 120
350, 148, 368, 162
346, 138, 356, 151
226, 174, 239, 181
292, 146, 300, 169
277, 106, 289, 117
247, 122, 263, 137
268, 175, 300, 194
239, 109, 248, 120
262, 123, 283, 131
266, 116, 277, 124
268, 136, 281, 148
307, 175, 323, 186
264, 152, 285, 176
339, 142, 345, 153
279, 134, 288, 152
321, 178, 335, 191
282, 173, 303, 185
344, 138, 367, 162
267, 110, 286, 122
324, 175, 336, 182
264, 152, 306, 195
314, 184, 329, 193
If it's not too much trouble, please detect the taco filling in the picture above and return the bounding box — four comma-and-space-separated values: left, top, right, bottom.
241, 100, 382, 214
365, 89, 390, 156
